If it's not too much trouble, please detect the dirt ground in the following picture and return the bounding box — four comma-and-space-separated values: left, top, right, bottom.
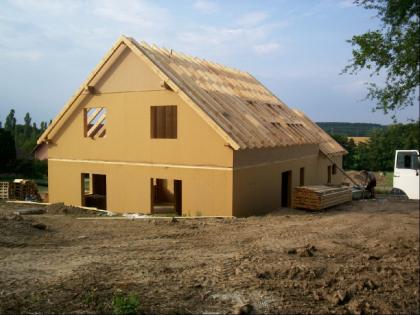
0, 199, 419, 314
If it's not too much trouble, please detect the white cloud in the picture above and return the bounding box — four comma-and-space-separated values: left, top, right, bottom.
236, 11, 268, 27
0, 49, 43, 61
338, 0, 356, 8
179, 26, 244, 46
10, 0, 81, 15
177, 22, 280, 59
175, 9, 285, 59
333, 80, 367, 95
193, 0, 219, 14
253, 42, 280, 55
92, 0, 170, 30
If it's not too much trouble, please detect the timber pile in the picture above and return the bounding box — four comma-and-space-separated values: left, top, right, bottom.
0, 182, 9, 199
293, 185, 352, 211
9, 179, 41, 201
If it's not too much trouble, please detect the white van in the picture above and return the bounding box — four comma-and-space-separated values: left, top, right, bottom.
393, 150, 419, 200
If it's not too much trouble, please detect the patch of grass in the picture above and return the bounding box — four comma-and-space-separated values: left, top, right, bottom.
112, 292, 139, 315
372, 171, 393, 195
376, 186, 393, 194
382, 172, 394, 187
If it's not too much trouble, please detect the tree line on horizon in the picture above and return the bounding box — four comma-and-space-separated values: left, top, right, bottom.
316, 122, 386, 137
0, 109, 50, 178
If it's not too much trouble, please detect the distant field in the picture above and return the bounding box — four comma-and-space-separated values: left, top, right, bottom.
348, 136, 370, 144
317, 122, 386, 136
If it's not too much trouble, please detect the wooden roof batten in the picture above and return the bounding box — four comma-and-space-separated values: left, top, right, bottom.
38, 35, 345, 155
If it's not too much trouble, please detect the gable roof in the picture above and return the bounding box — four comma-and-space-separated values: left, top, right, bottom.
38, 35, 345, 155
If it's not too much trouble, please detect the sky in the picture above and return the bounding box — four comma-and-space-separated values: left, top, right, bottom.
0, 0, 418, 125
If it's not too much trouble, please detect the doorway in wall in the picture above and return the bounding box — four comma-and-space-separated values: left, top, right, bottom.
281, 171, 292, 208
151, 178, 182, 215
327, 165, 332, 184
81, 173, 107, 210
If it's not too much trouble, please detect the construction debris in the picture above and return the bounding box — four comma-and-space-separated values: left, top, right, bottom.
293, 185, 352, 210
0, 182, 9, 200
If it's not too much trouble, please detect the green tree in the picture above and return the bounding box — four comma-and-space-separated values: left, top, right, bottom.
331, 134, 357, 169
24, 112, 32, 138
4, 109, 16, 132
368, 121, 419, 170
40, 121, 47, 131
0, 129, 16, 172
343, 0, 420, 117
352, 142, 372, 170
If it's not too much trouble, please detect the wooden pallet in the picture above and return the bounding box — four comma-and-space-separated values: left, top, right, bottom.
0, 182, 9, 199
9, 180, 41, 201
293, 185, 352, 211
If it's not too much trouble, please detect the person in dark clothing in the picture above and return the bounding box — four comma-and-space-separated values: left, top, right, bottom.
361, 170, 376, 199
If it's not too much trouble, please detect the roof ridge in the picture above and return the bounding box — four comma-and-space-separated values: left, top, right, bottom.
38, 35, 345, 154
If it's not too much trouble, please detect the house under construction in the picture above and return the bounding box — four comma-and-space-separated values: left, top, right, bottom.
37, 36, 346, 217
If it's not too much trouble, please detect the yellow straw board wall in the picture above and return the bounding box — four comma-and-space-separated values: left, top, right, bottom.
232, 145, 344, 217
48, 159, 232, 216
42, 39, 345, 217
47, 49, 234, 215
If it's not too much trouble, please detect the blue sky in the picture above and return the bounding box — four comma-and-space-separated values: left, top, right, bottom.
0, 0, 418, 125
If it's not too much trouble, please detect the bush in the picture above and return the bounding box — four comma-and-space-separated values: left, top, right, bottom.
112, 292, 139, 315
330, 121, 419, 171
0, 129, 16, 172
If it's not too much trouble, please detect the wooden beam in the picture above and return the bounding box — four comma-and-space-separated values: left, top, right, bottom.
320, 150, 359, 186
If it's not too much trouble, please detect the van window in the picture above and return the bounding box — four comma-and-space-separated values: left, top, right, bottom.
396, 152, 419, 170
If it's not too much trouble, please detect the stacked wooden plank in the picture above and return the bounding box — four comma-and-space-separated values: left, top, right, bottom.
0, 182, 9, 199
9, 179, 41, 201
293, 185, 352, 211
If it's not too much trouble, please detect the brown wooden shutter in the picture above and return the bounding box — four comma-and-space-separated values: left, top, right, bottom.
151, 106, 177, 139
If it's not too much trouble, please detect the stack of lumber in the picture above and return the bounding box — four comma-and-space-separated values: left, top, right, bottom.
9, 179, 41, 201
293, 185, 352, 211
0, 182, 9, 199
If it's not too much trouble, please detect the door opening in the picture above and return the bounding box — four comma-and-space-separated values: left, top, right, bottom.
327, 165, 332, 184
151, 178, 182, 215
81, 173, 107, 210
299, 167, 305, 186
281, 171, 292, 208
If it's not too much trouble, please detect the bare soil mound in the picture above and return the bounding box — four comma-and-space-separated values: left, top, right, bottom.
45, 203, 105, 217
0, 213, 49, 248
